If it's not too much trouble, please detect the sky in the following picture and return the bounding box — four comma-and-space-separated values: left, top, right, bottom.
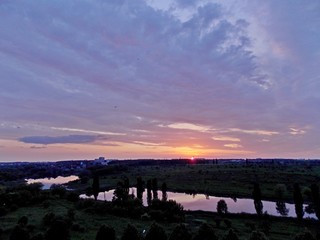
1, 0, 320, 161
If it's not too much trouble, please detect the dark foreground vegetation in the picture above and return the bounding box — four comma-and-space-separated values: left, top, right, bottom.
1, 159, 320, 240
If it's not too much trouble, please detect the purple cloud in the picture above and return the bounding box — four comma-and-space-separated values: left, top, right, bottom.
19, 135, 102, 145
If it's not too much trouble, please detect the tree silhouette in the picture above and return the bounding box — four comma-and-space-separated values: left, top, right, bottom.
161, 182, 167, 202
96, 225, 116, 240
276, 201, 289, 216
310, 184, 320, 220
253, 183, 263, 216
152, 178, 158, 200
121, 224, 140, 240
136, 177, 145, 200
217, 199, 228, 215
147, 179, 152, 205
145, 223, 167, 240
169, 224, 192, 240
92, 175, 100, 201
274, 184, 289, 216
293, 183, 304, 220
113, 181, 129, 204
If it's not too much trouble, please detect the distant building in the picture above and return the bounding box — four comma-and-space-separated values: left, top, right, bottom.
93, 157, 109, 165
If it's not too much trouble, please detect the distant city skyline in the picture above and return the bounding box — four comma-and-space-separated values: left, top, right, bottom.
1, 0, 320, 161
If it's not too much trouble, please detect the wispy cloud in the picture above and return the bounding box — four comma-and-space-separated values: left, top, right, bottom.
224, 143, 243, 149
162, 123, 211, 132
212, 136, 241, 142
51, 127, 125, 136
228, 128, 279, 136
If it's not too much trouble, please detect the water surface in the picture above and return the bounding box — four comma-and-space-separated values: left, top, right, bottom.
80, 188, 316, 219
26, 175, 79, 189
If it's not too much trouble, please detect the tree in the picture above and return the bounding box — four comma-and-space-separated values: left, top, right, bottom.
136, 177, 145, 200
193, 223, 218, 240
96, 225, 116, 240
145, 223, 167, 240
310, 184, 320, 220
217, 199, 228, 215
293, 183, 304, 220
274, 184, 289, 216
113, 181, 129, 204
223, 229, 239, 240
275, 201, 289, 216
121, 224, 140, 240
147, 179, 152, 205
123, 177, 130, 197
92, 175, 100, 201
152, 178, 158, 200
169, 224, 192, 240
253, 183, 263, 216
161, 182, 168, 201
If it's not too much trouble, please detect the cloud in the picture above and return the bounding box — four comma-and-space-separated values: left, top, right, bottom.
0, 0, 320, 160
30, 145, 47, 149
212, 136, 240, 142
19, 135, 102, 145
162, 123, 211, 132
224, 144, 242, 149
228, 128, 279, 136
50, 127, 125, 136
